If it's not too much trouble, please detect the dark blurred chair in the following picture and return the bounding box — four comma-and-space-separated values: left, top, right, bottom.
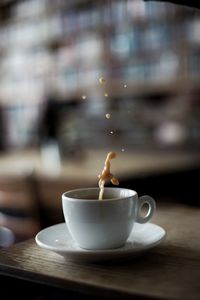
0, 173, 41, 243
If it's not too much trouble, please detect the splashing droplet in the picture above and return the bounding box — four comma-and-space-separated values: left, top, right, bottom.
82, 95, 87, 100
99, 77, 106, 84
106, 113, 111, 119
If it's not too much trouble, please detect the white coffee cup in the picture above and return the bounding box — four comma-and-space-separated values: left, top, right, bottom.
62, 187, 156, 250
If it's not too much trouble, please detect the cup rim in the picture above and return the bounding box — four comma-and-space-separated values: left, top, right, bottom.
62, 187, 137, 202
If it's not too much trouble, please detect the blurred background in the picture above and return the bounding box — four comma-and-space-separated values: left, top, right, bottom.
0, 0, 199, 245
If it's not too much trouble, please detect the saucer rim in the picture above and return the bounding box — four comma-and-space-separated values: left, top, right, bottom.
35, 222, 166, 256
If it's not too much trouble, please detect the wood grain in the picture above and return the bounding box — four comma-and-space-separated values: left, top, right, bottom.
0, 203, 200, 300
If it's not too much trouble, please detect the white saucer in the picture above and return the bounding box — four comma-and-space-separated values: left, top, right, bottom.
35, 222, 166, 263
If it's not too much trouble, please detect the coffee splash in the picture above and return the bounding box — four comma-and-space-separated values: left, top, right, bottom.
98, 152, 119, 200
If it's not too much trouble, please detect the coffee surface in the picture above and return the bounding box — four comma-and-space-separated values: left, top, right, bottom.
78, 196, 115, 200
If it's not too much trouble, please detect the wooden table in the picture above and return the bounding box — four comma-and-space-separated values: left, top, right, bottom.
0, 203, 199, 300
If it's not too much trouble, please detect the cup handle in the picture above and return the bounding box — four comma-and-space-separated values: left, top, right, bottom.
136, 195, 156, 224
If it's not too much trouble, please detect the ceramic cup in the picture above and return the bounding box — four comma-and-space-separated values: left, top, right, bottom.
62, 187, 156, 250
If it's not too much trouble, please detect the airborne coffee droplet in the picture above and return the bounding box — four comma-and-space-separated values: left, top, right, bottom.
99, 77, 106, 84
106, 113, 111, 119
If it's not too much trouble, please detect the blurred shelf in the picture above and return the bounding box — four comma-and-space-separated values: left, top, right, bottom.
0, 0, 199, 150
106, 79, 200, 96
0, 147, 199, 218
50, 79, 200, 101
0, 148, 199, 181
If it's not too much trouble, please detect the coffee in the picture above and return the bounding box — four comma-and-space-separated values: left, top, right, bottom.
98, 152, 119, 200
